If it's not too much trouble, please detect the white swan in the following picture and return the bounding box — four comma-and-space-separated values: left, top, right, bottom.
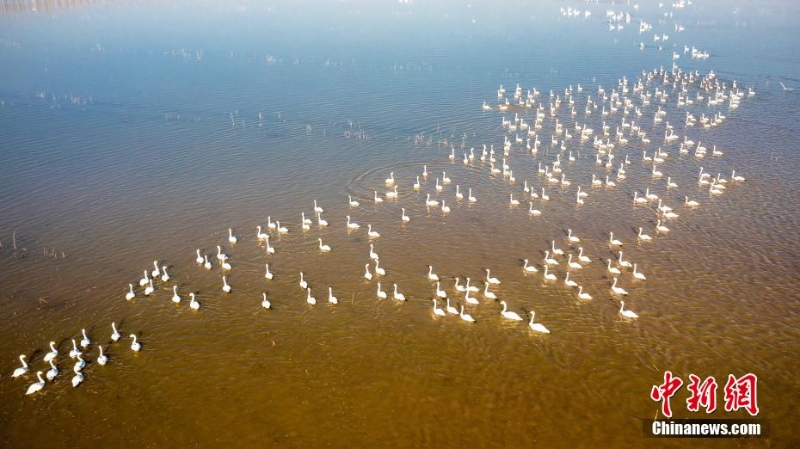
263, 264, 274, 280
551, 241, 564, 256
413, 176, 421, 191
435, 178, 443, 192
314, 199, 324, 214
618, 251, 632, 268
446, 298, 459, 314
204, 255, 212, 269
124, 283, 135, 301
483, 283, 497, 300
441, 200, 451, 214
385, 171, 395, 186
257, 225, 269, 240
442, 171, 451, 185
392, 284, 406, 301
46, 359, 59, 380
577, 286, 593, 300
619, 301, 639, 319
264, 236, 275, 255
222, 275, 231, 293
564, 272, 578, 288
500, 301, 523, 321
656, 220, 670, 233
222, 259, 232, 271
228, 228, 238, 244
12, 354, 28, 378
316, 213, 328, 227
348, 195, 360, 207
71, 367, 84, 388
144, 279, 154, 296
374, 260, 386, 276
609, 232, 623, 247
139, 270, 149, 287
435, 282, 447, 298
611, 277, 628, 295
465, 277, 479, 293
454, 278, 466, 293
633, 191, 647, 204
259, 293, 271, 309
485, 269, 500, 285
386, 186, 399, 199
216, 245, 226, 261
468, 188, 477, 203
509, 194, 520, 206
426, 193, 440, 207
528, 312, 550, 333
459, 305, 475, 323
567, 254, 582, 270
189, 293, 200, 310
528, 204, 542, 216
432, 298, 446, 316
130, 334, 141, 352
318, 238, 331, 253
567, 229, 580, 243
69, 339, 81, 359
161, 266, 170, 282
346, 216, 360, 230
267, 216, 276, 230
376, 283, 387, 299
369, 243, 380, 261
544, 250, 558, 266
327, 287, 338, 304
299, 272, 308, 290
638, 227, 653, 241
685, 196, 700, 207
172, 285, 181, 303
26, 371, 45, 395
363, 263, 373, 281
543, 266, 557, 281
523, 259, 538, 273
374, 190, 384, 203
43, 342, 58, 363
97, 346, 108, 365
578, 247, 592, 264
276, 221, 289, 234
79, 329, 90, 349
111, 322, 121, 341
401, 208, 410, 223
455, 185, 464, 200
607, 259, 621, 275
196, 249, 204, 264
151, 261, 160, 278
367, 224, 381, 239
427, 265, 439, 282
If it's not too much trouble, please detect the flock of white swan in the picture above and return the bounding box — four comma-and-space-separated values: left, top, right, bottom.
7, 59, 752, 397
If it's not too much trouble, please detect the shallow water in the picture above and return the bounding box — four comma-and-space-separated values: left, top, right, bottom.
1, 1, 799, 447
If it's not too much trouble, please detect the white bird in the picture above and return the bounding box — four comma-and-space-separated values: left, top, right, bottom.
528, 204, 542, 216
618, 251, 632, 268
567, 254, 582, 270
551, 241, 564, 256
43, 342, 58, 363
455, 185, 464, 201
151, 260, 161, 278
543, 266, 557, 281
265, 264, 274, 280
346, 216, 360, 230
46, 360, 59, 381
71, 367, 84, 388
314, 199, 324, 214
172, 285, 181, 303
446, 298, 459, 314
228, 228, 238, 244
364, 263, 373, 281
144, 279, 154, 296
161, 266, 170, 282
306, 287, 317, 305
619, 301, 639, 319
435, 282, 447, 298
567, 229, 580, 243
454, 277, 466, 293
267, 216, 276, 230
632, 264, 646, 280
441, 200, 451, 214
130, 334, 141, 352
465, 277, 479, 293
611, 277, 628, 295
544, 250, 558, 266
111, 322, 121, 342
401, 208, 411, 223
374, 260, 386, 276
348, 195, 360, 207
385, 172, 395, 186
216, 245, 227, 261
299, 271, 308, 290
204, 254, 213, 269
369, 243, 380, 261
432, 298, 446, 316
685, 196, 700, 207
367, 224, 381, 239
485, 269, 501, 285
72, 356, 84, 374
609, 232, 623, 247
257, 293, 270, 309
276, 221, 289, 234
468, 188, 477, 203
316, 213, 328, 227
578, 247, 592, 264
189, 293, 200, 310
139, 270, 149, 287
97, 346, 108, 365
327, 287, 338, 304
425, 193, 440, 207
607, 259, 622, 275
256, 225, 269, 240
318, 238, 331, 252
528, 311, 550, 333
221, 259, 232, 271
633, 191, 648, 205
564, 272, 578, 288
26, 371, 45, 395
222, 276, 232, 293
427, 265, 439, 282
483, 283, 497, 300
413, 176, 421, 191
69, 339, 81, 359
12, 355, 28, 378
656, 220, 670, 233
500, 301, 523, 321
196, 249, 204, 264
731, 170, 746, 182
264, 236, 275, 255
386, 186, 399, 199
392, 284, 406, 301
374, 190, 384, 203
376, 283, 387, 299
509, 194, 520, 206
523, 259, 538, 273
577, 286, 593, 300
459, 305, 475, 323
